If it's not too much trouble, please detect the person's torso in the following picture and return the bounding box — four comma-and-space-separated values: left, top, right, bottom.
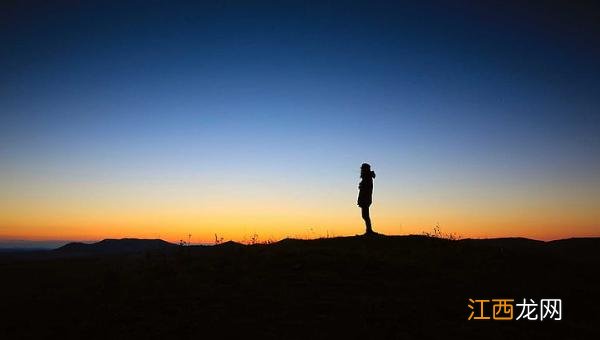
359, 178, 373, 195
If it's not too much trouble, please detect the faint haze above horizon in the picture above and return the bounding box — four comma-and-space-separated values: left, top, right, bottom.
1, 1, 599, 243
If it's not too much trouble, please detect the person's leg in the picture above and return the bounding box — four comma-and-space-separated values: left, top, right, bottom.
361, 206, 372, 234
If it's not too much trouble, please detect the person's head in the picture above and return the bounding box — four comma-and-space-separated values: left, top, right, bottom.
360, 163, 376, 179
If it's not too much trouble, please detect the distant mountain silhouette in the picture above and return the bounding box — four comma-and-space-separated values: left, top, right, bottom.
56, 238, 176, 254
214, 240, 244, 248
2, 234, 599, 339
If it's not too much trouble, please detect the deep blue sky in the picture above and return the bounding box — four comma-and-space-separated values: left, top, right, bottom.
1, 1, 599, 242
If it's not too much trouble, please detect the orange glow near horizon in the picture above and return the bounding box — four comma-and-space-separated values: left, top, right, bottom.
2, 134, 599, 245
1, 173, 598, 243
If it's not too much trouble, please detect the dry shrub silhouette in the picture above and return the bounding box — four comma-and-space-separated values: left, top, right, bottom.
422, 224, 461, 240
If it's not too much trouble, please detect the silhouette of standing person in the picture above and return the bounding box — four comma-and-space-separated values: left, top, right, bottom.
358, 163, 376, 235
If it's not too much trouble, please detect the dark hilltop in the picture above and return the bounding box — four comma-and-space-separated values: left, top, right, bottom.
1, 235, 599, 339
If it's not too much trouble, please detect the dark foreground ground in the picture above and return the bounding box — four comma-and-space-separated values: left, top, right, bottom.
1, 235, 599, 339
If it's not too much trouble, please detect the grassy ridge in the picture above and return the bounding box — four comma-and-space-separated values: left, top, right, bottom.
1, 235, 599, 338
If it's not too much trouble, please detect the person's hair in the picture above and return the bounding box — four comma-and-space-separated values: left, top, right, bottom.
360, 163, 376, 179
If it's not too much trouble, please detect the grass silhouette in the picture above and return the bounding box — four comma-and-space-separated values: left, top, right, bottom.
1, 235, 598, 338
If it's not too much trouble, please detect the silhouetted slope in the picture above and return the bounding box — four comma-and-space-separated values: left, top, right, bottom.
56, 238, 176, 254
1, 235, 599, 339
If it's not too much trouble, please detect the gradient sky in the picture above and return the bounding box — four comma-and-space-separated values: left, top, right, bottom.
1, 1, 599, 244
